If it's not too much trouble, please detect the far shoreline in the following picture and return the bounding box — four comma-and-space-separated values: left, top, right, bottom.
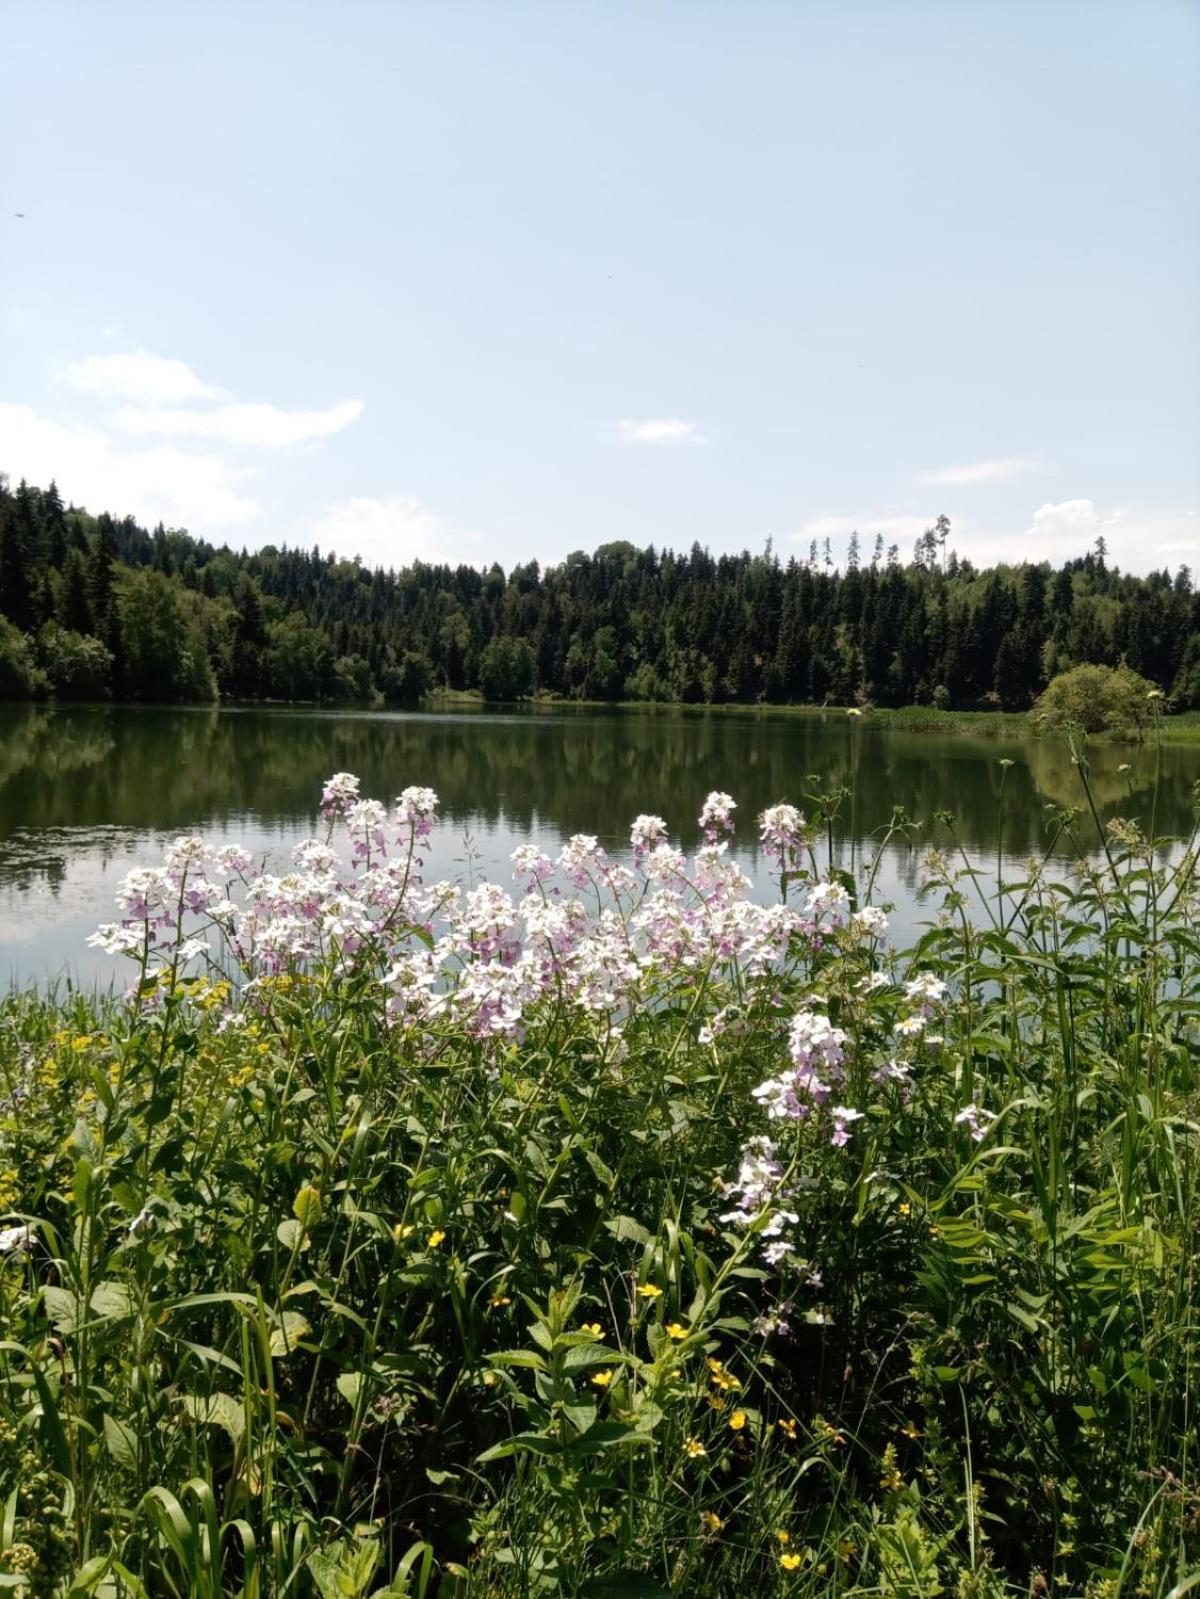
6, 694, 1200, 743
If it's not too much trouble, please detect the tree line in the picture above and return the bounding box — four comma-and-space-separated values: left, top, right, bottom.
2, 477, 1198, 708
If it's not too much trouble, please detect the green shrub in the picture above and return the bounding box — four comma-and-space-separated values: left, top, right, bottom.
0, 617, 37, 699
37, 623, 113, 700
1034, 661, 1159, 737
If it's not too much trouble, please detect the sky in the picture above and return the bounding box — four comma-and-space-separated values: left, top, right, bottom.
2, 0, 1198, 575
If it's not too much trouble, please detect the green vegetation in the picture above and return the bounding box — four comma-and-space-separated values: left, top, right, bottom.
0, 751, 1196, 1595
1034, 663, 1161, 738
2, 477, 1199, 711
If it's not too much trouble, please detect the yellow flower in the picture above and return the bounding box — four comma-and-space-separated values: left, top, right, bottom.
780, 1552, 803, 1571
489, 1293, 512, 1308
901, 1419, 921, 1439
777, 1417, 798, 1440
700, 1510, 723, 1534
427, 1229, 446, 1249
706, 1394, 727, 1413
482, 1370, 498, 1387
591, 1370, 614, 1388
776, 1530, 790, 1544
683, 1438, 707, 1458
636, 1283, 663, 1299
665, 1321, 688, 1340
708, 1363, 741, 1392
582, 1322, 604, 1336
392, 1222, 414, 1243
898, 1201, 911, 1216
728, 1410, 747, 1431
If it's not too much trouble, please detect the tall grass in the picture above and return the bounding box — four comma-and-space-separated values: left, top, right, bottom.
0, 749, 1196, 1597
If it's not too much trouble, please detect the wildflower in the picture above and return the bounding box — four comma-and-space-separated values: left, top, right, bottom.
319, 771, 360, 817
427, 1229, 446, 1249
759, 803, 804, 869
829, 1105, 864, 1147
708, 1362, 741, 1393
591, 1370, 614, 1388
904, 971, 947, 1010
898, 1201, 911, 1217
880, 1450, 903, 1493
902, 1419, 922, 1439
954, 1102, 997, 1142
806, 880, 850, 918
636, 1282, 663, 1299
851, 905, 888, 938
666, 1321, 688, 1340
700, 1510, 723, 1534
630, 814, 669, 858
582, 1322, 604, 1336
776, 1530, 790, 1545
698, 791, 737, 839
392, 1222, 414, 1243
683, 1438, 707, 1458
777, 1417, 798, 1440
489, 1293, 512, 1308
780, 1552, 803, 1571
728, 1410, 747, 1431
0, 1225, 33, 1255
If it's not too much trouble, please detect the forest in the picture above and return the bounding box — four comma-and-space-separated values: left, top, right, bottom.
2, 476, 1198, 709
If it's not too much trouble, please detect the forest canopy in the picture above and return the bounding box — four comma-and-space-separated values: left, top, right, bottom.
1, 475, 1198, 710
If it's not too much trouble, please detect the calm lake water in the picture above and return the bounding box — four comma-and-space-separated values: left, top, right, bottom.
3, 702, 1199, 987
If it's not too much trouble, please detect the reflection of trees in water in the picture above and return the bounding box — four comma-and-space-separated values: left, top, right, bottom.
1, 705, 1197, 861
0, 842, 68, 895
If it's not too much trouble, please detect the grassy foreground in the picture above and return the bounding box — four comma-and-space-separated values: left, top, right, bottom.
0, 760, 1197, 1597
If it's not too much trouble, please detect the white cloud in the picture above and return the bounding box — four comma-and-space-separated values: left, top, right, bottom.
917, 456, 1038, 487
960, 502, 1198, 570
63, 350, 222, 404
308, 494, 478, 569
114, 398, 364, 449
1024, 498, 1102, 543
616, 418, 704, 445
0, 402, 258, 528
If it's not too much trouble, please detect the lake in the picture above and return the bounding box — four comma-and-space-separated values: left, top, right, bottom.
3, 701, 1198, 986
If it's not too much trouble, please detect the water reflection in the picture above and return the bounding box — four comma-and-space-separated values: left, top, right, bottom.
2, 704, 1197, 984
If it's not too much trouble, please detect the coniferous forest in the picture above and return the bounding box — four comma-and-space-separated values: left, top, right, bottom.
2, 476, 1198, 709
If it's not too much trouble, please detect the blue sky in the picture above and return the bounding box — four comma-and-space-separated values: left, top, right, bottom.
2, 0, 1198, 573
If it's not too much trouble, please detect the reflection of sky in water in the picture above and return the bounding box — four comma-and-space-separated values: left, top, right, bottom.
0, 804, 1174, 991
4, 705, 1199, 988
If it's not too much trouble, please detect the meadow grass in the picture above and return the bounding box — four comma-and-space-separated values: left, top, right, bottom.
0, 750, 1196, 1597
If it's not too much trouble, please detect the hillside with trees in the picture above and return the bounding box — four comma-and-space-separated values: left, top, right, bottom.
1, 476, 1198, 708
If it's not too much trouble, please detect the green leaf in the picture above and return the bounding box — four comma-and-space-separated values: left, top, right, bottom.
564, 1400, 598, 1433
103, 1412, 139, 1469
336, 1372, 363, 1407
268, 1309, 311, 1357
604, 1216, 653, 1247
42, 1285, 83, 1335
179, 1391, 245, 1446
